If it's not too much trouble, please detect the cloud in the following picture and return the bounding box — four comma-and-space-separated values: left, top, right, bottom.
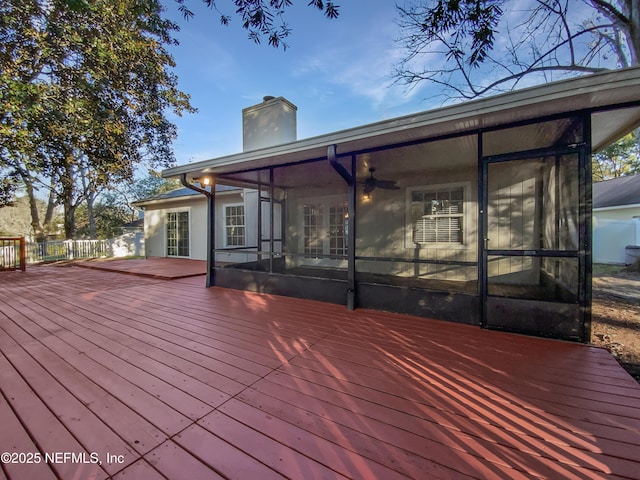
292, 14, 426, 112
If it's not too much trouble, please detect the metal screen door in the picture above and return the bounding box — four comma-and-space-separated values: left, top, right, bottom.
481, 146, 589, 341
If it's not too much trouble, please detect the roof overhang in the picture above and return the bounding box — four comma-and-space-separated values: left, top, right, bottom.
163, 67, 640, 181
593, 203, 640, 212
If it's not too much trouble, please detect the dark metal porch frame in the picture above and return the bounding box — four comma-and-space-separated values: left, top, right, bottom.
195, 101, 640, 342
479, 125, 592, 342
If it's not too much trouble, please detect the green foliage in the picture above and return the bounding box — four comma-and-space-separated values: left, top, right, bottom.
0, 175, 17, 207
130, 171, 181, 201
592, 132, 640, 181
0, 0, 195, 238
0, 195, 62, 237
414, 0, 504, 67
175, 0, 340, 49
75, 194, 131, 239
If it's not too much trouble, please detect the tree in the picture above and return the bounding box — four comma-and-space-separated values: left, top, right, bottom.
1, 1, 341, 240
176, 0, 340, 49
75, 193, 131, 239
0, 195, 62, 239
592, 132, 640, 180
395, 0, 639, 100
1, 0, 194, 238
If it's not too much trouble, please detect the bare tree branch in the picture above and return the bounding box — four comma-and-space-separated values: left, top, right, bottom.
394, 0, 638, 100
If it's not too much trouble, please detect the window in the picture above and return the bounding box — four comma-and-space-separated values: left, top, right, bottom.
410, 186, 464, 245
303, 204, 323, 255
329, 205, 348, 255
225, 204, 246, 247
302, 200, 348, 258
167, 211, 189, 257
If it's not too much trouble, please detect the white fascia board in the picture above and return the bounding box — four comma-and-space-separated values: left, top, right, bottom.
593, 203, 640, 212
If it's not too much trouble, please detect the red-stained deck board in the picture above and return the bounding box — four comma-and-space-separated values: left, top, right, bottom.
103, 287, 319, 357
74, 293, 292, 369
235, 382, 475, 480
0, 389, 58, 480
8, 288, 246, 401
174, 424, 287, 480
287, 352, 640, 462
0, 352, 107, 480
144, 441, 225, 480
262, 364, 639, 479
198, 410, 352, 480
23, 291, 263, 387
111, 459, 166, 480
0, 335, 130, 477
1, 263, 640, 480
0, 298, 194, 436
57, 292, 280, 375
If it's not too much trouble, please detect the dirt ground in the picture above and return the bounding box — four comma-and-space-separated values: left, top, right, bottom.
591, 265, 640, 382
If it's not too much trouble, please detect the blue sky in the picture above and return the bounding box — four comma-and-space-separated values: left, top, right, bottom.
162, 1, 435, 166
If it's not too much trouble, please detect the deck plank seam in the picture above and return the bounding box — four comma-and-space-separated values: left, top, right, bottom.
0, 338, 116, 480
156, 325, 349, 480
0, 364, 61, 480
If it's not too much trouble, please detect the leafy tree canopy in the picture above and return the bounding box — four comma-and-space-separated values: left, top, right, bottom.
176, 0, 340, 49
1, 0, 195, 237
592, 132, 640, 180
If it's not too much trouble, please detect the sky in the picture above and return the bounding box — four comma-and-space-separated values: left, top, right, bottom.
162, 1, 437, 167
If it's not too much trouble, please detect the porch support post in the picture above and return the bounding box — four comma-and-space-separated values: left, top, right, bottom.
208, 179, 216, 287
580, 112, 593, 343
328, 144, 356, 310
269, 167, 275, 273
477, 132, 487, 328
257, 176, 263, 263
347, 154, 356, 310
180, 173, 215, 287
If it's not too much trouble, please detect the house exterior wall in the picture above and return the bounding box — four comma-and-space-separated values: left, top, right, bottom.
143, 197, 208, 260
355, 166, 478, 283
214, 189, 260, 264
593, 205, 640, 264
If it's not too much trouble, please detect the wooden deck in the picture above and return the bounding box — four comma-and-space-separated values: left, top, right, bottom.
1, 265, 639, 480
76, 257, 207, 279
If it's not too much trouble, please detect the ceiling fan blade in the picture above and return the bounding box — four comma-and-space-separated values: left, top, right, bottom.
375, 180, 399, 190
363, 181, 376, 194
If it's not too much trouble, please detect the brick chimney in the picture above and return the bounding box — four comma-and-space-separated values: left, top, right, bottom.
242, 96, 297, 152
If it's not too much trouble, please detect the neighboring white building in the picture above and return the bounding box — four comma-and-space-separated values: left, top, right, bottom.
593, 174, 640, 264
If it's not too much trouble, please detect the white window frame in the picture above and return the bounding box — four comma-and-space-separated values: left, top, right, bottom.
166, 208, 191, 258
405, 182, 470, 249
223, 202, 246, 248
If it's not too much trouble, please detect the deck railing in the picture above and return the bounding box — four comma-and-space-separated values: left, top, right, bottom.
26, 239, 110, 263
0, 237, 27, 271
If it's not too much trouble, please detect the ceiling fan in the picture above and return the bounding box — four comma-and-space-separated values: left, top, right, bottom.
361, 167, 399, 194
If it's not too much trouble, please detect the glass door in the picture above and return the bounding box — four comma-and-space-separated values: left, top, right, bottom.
481, 147, 588, 341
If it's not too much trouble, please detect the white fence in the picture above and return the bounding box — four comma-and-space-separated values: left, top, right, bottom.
26, 232, 144, 263
593, 217, 639, 264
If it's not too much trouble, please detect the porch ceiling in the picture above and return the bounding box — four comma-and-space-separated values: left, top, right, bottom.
164, 66, 640, 182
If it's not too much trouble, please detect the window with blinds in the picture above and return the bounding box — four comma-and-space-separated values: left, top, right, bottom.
411, 187, 464, 244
